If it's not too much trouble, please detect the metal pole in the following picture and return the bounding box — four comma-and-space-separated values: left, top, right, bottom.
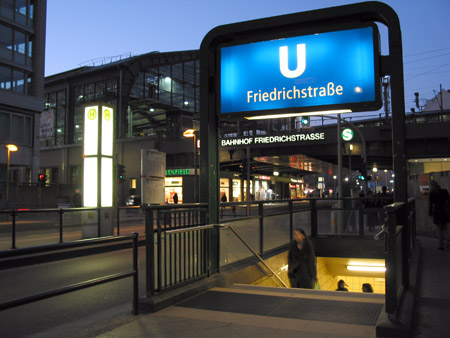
246, 146, 250, 216
132, 232, 139, 315
59, 208, 64, 243
194, 133, 198, 203
6, 148, 10, 209
337, 115, 343, 233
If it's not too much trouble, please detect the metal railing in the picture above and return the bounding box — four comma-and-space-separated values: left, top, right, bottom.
0, 233, 139, 315
144, 203, 209, 296
143, 198, 398, 295
0, 207, 101, 249
220, 224, 288, 288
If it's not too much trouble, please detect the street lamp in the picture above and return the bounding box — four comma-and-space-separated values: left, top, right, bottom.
5, 144, 18, 209
183, 129, 198, 202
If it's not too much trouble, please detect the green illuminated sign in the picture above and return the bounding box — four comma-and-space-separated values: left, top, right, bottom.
341, 128, 354, 141
166, 169, 191, 176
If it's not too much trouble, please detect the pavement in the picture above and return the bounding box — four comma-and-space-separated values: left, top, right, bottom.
13, 235, 450, 338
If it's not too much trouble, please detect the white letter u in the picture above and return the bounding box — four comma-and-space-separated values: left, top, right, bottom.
279, 44, 306, 78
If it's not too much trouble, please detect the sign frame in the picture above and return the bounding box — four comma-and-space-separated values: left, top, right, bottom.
217, 22, 382, 120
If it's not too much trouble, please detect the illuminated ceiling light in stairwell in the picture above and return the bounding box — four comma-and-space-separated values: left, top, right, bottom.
347, 265, 386, 272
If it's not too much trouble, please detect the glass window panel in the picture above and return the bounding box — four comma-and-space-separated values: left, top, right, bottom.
15, 0, 27, 25
84, 83, 94, 102
106, 79, 117, 97
74, 85, 84, 104
24, 116, 31, 145
27, 38, 32, 58
29, 1, 33, 19
74, 106, 83, 144
0, 113, 10, 141
0, 65, 11, 89
0, 0, 14, 20
26, 75, 31, 94
11, 115, 23, 143
14, 30, 26, 56
95, 81, 105, 100
12, 69, 25, 93
57, 89, 66, 105
172, 63, 183, 82
0, 25, 13, 61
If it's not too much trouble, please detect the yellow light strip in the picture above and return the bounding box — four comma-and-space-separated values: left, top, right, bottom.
347, 265, 386, 272
244, 109, 352, 120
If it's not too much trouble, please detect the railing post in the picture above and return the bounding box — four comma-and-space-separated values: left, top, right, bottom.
117, 206, 120, 236
97, 207, 101, 237
310, 199, 317, 237
289, 200, 293, 240
11, 209, 17, 249
402, 204, 410, 290
59, 208, 64, 243
132, 232, 139, 315
259, 202, 264, 254
145, 206, 155, 296
385, 206, 397, 314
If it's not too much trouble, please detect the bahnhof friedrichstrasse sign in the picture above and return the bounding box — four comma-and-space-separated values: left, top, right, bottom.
219, 25, 381, 119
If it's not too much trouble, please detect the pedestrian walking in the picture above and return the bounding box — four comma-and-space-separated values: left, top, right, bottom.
429, 180, 450, 250
288, 228, 317, 289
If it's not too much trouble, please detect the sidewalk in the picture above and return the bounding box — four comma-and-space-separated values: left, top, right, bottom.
412, 236, 450, 338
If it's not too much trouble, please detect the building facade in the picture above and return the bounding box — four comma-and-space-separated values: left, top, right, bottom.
43, 50, 200, 205
0, 0, 46, 206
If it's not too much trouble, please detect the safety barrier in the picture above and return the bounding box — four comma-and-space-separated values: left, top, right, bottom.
0, 233, 139, 315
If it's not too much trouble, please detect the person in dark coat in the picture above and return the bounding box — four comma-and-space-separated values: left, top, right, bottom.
173, 192, 178, 204
288, 228, 317, 289
336, 279, 348, 291
429, 180, 450, 250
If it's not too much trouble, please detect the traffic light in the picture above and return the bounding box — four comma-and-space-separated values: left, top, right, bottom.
358, 162, 367, 181
300, 116, 310, 126
118, 164, 126, 183
38, 174, 47, 186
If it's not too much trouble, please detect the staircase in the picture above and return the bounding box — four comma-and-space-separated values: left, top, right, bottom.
159, 284, 385, 337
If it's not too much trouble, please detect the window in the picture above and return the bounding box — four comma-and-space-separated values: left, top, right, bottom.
0, 113, 10, 141
14, 30, 26, 64
0, 24, 13, 61
0, 111, 31, 145
41, 90, 66, 146
0, 65, 11, 90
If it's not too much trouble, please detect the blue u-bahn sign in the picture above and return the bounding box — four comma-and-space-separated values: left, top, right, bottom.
219, 25, 381, 118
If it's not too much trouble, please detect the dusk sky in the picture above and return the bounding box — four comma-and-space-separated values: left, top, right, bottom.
45, 0, 450, 112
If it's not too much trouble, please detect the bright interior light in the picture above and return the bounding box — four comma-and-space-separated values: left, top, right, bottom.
280, 264, 288, 271
244, 109, 352, 120
101, 107, 114, 156
6, 144, 18, 151
84, 106, 99, 156
347, 265, 386, 272
273, 171, 279, 176
101, 157, 113, 207
83, 157, 98, 207
372, 167, 378, 172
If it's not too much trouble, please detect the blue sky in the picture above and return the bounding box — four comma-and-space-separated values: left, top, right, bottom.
45, 0, 450, 112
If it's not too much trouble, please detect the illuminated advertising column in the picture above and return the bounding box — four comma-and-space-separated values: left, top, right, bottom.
83, 104, 114, 237
83, 104, 113, 207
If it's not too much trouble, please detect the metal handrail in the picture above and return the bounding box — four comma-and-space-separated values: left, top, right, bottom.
219, 224, 288, 288
0, 233, 139, 315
